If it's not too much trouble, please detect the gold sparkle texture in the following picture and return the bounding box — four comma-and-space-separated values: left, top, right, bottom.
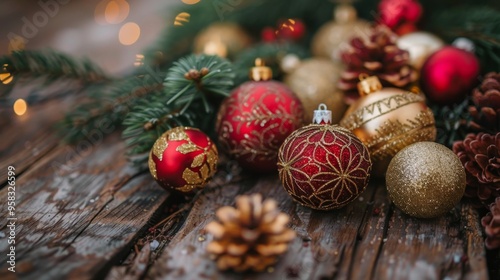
386, 142, 466, 218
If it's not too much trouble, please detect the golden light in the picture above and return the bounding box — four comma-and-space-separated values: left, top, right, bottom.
134, 54, 144, 67
174, 12, 190, 26
182, 0, 201, 4
1, 64, 13, 84
13, 99, 27, 116
280, 19, 296, 32
8, 35, 25, 53
203, 40, 227, 58
119, 22, 141, 45
104, 0, 130, 24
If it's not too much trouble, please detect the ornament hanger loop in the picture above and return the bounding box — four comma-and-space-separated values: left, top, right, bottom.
313, 103, 332, 124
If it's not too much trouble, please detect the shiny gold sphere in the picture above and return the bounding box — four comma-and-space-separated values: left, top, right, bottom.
311, 5, 371, 62
194, 23, 252, 58
340, 87, 436, 176
284, 58, 346, 124
396, 32, 444, 71
386, 142, 466, 218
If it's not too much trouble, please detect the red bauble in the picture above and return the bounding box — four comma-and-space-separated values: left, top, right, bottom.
261, 27, 277, 42
148, 127, 218, 193
278, 125, 372, 210
420, 46, 480, 105
276, 18, 306, 41
378, 0, 422, 30
216, 80, 303, 173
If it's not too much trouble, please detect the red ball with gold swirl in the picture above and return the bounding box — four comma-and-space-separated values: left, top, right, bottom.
278, 109, 372, 210
216, 59, 304, 173
148, 127, 218, 193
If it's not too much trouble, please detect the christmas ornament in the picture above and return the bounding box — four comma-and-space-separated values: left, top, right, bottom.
420, 46, 480, 105
396, 31, 444, 71
205, 193, 296, 272
216, 59, 303, 173
378, 0, 422, 35
481, 197, 500, 250
339, 75, 436, 176
469, 72, 500, 134
311, 4, 371, 63
261, 18, 306, 43
278, 104, 372, 210
386, 142, 466, 218
148, 127, 218, 193
283, 57, 346, 124
339, 26, 417, 103
452, 133, 500, 205
194, 23, 253, 58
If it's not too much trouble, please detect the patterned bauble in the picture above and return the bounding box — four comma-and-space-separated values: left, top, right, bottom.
278, 105, 372, 210
340, 75, 436, 176
386, 142, 466, 218
420, 46, 480, 105
311, 4, 371, 63
148, 127, 218, 193
194, 23, 253, 59
216, 59, 303, 173
283, 58, 346, 124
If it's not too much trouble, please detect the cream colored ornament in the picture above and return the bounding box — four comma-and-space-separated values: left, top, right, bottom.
283, 57, 346, 124
311, 4, 371, 63
194, 23, 252, 58
396, 31, 444, 71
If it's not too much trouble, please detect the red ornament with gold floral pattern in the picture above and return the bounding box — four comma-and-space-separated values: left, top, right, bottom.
148, 127, 218, 193
277, 104, 372, 210
216, 59, 303, 173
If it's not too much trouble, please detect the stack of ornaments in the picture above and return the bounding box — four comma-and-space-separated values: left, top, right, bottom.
146, 0, 500, 268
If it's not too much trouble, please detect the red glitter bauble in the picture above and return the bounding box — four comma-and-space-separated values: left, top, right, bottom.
378, 0, 422, 30
420, 46, 480, 105
278, 125, 372, 210
216, 80, 303, 173
148, 127, 218, 193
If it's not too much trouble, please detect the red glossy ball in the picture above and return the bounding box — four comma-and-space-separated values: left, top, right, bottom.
276, 19, 306, 41
378, 0, 422, 29
149, 127, 218, 193
278, 125, 372, 210
420, 46, 480, 105
261, 26, 277, 42
216, 81, 303, 173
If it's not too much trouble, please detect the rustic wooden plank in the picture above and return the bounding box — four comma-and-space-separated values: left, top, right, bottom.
0, 134, 170, 279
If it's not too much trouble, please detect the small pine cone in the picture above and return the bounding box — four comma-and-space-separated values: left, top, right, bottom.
481, 197, 500, 249
205, 194, 296, 272
339, 25, 417, 102
469, 72, 500, 134
452, 133, 500, 204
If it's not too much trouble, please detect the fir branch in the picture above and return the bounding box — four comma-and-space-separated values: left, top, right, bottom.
431, 97, 473, 148
232, 43, 309, 85
163, 54, 235, 113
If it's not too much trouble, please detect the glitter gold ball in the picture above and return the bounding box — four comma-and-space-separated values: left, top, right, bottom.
386, 142, 466, 218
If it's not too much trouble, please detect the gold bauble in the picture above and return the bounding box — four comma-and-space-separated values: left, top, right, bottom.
311, 4, 371, 63
194, 23, 252, 58
339, 75, 436, 176
397, 31, 445, 71
284, 58, 346, 124
386, 142, 466, 218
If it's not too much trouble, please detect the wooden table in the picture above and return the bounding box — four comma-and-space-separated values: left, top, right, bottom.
0, 85, 498, 280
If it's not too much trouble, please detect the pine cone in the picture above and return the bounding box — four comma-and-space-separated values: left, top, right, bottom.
469, 72, 500, 134
481, 197, 500, 249
339, 25, 417, 103
205, 194, 296, 272
453, 133, 500, 204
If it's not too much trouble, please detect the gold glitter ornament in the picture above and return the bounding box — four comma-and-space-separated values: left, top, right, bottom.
386, 142, 466, 218
311, 4, 371, 63
283, 57, 347, 124
194, 23, 252, 59
339, 75, 436, 176
148, 127, 218, 193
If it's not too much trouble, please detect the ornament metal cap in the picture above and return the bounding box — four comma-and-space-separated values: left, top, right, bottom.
357, 74, 382, 96
312, 103, 332, 124
249, 58, 273, 81
335, 4, 357, 24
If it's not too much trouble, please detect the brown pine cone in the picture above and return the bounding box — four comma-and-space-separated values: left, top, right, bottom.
452, 133, 500, 204
469, 72, 500, 134
481, 197, 500, 249
205, 194, 296, 272
339, 25, 417, 103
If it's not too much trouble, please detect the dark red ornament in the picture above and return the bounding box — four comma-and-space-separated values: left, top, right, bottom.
420, 46, 480, 105
149, 127, 218, 193
260, 19, 306, 42
216, 59, 303, 173
378, 0, 422, 32
261, 27, 277, 42
277, 105, 372, 210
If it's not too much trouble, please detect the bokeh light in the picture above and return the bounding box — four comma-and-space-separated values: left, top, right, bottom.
1, 64, 13, 84
174, 12, 190, 26
182, 0, 201, 4
95, 0, 130, 25
13, 99, 27, 116
119, 22, 141, 45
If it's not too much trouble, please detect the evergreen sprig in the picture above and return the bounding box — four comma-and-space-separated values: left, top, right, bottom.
431, 97, 473, 148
